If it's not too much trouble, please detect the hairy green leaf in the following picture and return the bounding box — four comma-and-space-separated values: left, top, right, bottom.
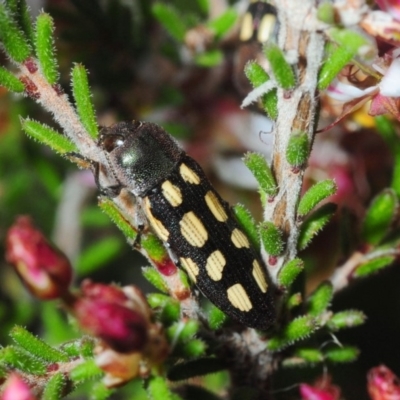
21, 118, 77, 154
0, 4, 31, 62
278, 258, 304, 288
297, 180, 337, 217
35, 13, 58, 84
264, 43, 296, 89
71, 64, 98, 138
244, 152, 277, 198
0, 66, 25, 92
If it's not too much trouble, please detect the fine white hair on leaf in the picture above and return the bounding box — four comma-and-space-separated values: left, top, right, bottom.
241, 80, 277, 108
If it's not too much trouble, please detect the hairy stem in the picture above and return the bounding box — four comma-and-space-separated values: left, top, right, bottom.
264, 1, 325, 281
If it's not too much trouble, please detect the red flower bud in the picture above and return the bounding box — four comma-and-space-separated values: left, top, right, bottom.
368, 365, 400, 400
1, 373, 36, 400
74, 281, 148, 353
5, 216, 73, 300
300, 376, 340, 400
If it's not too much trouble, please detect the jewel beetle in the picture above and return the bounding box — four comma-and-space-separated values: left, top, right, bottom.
97, 121, 275, 330
239, 0, 278, 44
234, 0, 279, 96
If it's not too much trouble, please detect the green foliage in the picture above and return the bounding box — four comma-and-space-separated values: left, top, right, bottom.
42, 372, 66, 400
284, 345, 360, 367
243, 152, 277, 198
147, 376, 178, 400
176, 320, 200, 343
298, 203, 337, 250
245, 61, 270, 87
327, 310, 366, 331
306, 281, 333, 316
70, 359, 104, 383
167, 320, 206, 358
61, 338, 95, 358
233, 203, 260, 250
207, 304, 228, 330
194, 49, 223, 67
76, 236, 125, 275
177, 269, 190, 289
361, 189, 398, 246
181, 339, 207, 358
41, 303, 77, 344
98, 198, 137, 241
142, 267, 169, 293
71, 64, 98, 138
287, 293, 302, 309
318, 28, 368, 89
0, 0, 392, 397
81, 206, 111, 227
21, 118, 78, 154
148, 294, 180, 324
196, 0, 209, 14
354, 255, 395, 278
167, 320, 200, 351
259, 221, 284, 256
264, 43, 296, 89
35, 13, 58, 84
91, 382, 115, 400
324, 346, 359, 363
244, 60, 278, 119
267, 316, 318, 351
297, 180, 337, 217
294, 348, 324, 364
0, 346, 47, 375
0, 4, 31, 62
10, 326, 69, 362
286, 131, 310, 168
168, 358, 226, 381
141, 234, 170, 263
8, 0, 34, 48
207, 9, 237, 39
278, 258, 304, 288
0, 66, 25, 92
152, 3, 186, 41
167, 320, 194, 344
375, 116, 400, 196
317, 2, 335, 24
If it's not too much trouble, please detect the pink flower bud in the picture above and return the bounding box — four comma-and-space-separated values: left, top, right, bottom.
5, 216, 73, 300
300, 377, 340, 400
368, 365, 400, 400
74, 281, 148, 353
1, 373, 36, 400
375, 0, 400, 22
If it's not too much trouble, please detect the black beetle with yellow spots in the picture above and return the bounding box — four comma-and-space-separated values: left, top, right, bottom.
97, 121, 275, 330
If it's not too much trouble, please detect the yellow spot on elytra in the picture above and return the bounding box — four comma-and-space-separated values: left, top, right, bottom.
179, 163, 200, 185
252, 260, 268, 293
227, 284, 253, 312
180, 257, 199, 282
205, 191, 228, 222
205, 250, 226, 281
258, 14, 276, 42
239, 12, 253, 41
143, 197, 170, 242
180, 212, 208, 247
231, 228, 250, 248
162, 180, 183, 207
